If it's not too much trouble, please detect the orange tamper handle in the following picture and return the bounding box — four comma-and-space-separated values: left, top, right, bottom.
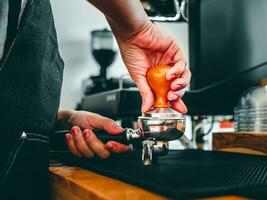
147, 65, 172, 108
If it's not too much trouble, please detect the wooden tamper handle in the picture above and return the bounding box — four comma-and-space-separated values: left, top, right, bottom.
147, 65, 172, 108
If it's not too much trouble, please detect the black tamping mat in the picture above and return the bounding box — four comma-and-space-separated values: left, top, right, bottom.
51, 150, 267, 199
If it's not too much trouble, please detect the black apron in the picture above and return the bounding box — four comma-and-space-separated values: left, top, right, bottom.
0, 0, 64, 199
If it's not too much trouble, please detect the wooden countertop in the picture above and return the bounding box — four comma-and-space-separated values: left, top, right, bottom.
49, 164, 248, 200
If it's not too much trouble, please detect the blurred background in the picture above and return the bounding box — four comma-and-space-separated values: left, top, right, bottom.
50, 0, 267, 150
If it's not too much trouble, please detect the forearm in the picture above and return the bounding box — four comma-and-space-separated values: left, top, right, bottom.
87, 0, 149, 35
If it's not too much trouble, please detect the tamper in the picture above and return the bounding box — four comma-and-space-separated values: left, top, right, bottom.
138, 65, 186, 165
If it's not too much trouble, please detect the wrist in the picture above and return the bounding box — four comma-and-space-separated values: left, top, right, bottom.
56, 109, 76, 128
108, 17, 151, 42
124, 20, 152, 42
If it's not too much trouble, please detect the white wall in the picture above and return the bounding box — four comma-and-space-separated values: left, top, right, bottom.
50, 0, 189, 109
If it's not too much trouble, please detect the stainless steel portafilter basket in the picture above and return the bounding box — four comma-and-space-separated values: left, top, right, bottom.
137, 108, 186, 165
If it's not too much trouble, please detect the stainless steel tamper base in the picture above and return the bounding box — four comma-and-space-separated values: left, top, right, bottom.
140, 107, 184, 119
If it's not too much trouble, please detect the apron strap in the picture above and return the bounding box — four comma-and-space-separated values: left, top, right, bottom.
4, 0, 22, 53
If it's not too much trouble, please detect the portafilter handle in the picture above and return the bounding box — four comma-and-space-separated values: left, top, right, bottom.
50, 129, 143, 151
50, 129, 172, 166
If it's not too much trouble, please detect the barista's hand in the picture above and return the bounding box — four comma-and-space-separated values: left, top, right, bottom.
59, 110, 132, 159
114, 22, 190, 114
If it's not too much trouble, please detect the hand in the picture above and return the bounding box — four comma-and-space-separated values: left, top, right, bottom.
59, 110, 132, 159
114, 22, 191, 113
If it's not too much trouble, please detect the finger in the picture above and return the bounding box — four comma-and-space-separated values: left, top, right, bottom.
167, 89, 185, 101
102, 118, 124, 135
170, 68, 191, 90
166, 59, 187, 81
71, 126, 94, 159
135, 77, 154, 112
83, 129, 111, 159
105, 141, 133, 153
65, 133, 82, 158
171, 99, 188, 114
158, 39, 183, 66
91, 115, 125, 135
157, 40, 179, 66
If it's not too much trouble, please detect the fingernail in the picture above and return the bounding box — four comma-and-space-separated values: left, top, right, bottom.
169, 94, 177, 101
141, 102, 147, 112
83, 129, 91, 138
107, 143, 116, 151
71, 127, 76, 134
106, 143, 114, 150
141, 105, 145, 112
65, 134, 71, 141
114, 124, 124, 131
71, 127, 79, 136
167, 75, 175, 80
174, 85, 181, 90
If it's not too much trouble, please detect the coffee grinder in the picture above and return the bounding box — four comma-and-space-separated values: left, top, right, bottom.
83, 29, 118, 94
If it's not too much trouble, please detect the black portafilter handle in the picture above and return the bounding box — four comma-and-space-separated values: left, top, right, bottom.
50, 129, 136, 151
94, 129, 130, 144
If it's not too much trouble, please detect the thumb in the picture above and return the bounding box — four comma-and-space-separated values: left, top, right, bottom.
135, 77, 154, 112
171, 99, 187, 114
94, 115, 124, 135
